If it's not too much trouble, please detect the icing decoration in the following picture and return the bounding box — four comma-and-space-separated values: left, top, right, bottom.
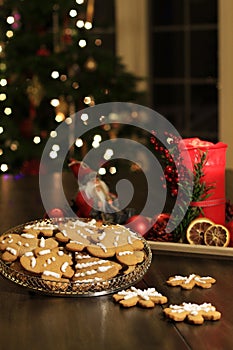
6, 247, 17, 255
38, 249, 51, 255
113, 286, 168, 308
167, 274, 216, 289
43, 270, 61, 279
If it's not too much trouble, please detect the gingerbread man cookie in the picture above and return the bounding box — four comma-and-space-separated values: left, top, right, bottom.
113, 286, 168, 308
20, 247, 74, 279
164, 302, 221, 324
0, 233, 38, 262
23, 220, 58, 237
166, 274, 216, 289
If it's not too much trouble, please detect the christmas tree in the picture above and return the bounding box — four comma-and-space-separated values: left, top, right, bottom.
0, 0, 143, 174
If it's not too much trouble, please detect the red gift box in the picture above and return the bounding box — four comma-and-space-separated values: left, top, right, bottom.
181, 138, 228, 225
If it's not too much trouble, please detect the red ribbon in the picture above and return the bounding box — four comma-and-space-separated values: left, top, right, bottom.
190, 198, 226, 208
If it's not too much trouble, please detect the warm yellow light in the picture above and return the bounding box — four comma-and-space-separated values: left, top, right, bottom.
93, 134, 102, 143
33, 136, 41, 144
109, 167, 117, 174
50, 130, 57, 138
0, 93, 6, 101
51, 71, 59, 79
95, 38, 102, 46
50, 98, 60, 107
81, 113, 88, 122
0, 163, 8, 172
84, 21, 92, 30
85, 57, 97, 71
69, 9, 78, 17
49, 151, 57, 159
98, 167, 106, 175
0, 78, 7, 86
72, 82, 79, 89
78, 39, 87, 48
65, 117, 72, 125
104, 148, 114, 160
0, 63, 6, 71
92, 140, 100, 148
7, 16, 15, 24
76, 20, 84, 28
6, 30, 14, 38
52, 144, 60, 152
10, 142, 18, 151
102, 124, 111, 131
75, 138, 83, 147
4, 107, 12, 115
55, 112, 65, 122
60, 74, 67, 81
0, 149, 3, 156
83, 96, 91, 105
0, 126, 3, 134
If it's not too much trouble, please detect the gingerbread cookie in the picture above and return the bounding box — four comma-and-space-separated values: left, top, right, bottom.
113, 286, 168, 308
66, 240, 87, 253
58, 219, 98, 244
100, 224, 144, 250
20, 247, 74, 279
34, 237, 59, 256
86, 244, 116, 258
115, 249, 144, 266
73, 252, 122, 282
164, 302, 221, 324
55, 230, 70, 243
23, 220, 58, 237
166, 274, 216, 289
0, 233, 38, 262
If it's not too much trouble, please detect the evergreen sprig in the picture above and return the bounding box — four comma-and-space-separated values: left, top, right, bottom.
171, 151, 215, 242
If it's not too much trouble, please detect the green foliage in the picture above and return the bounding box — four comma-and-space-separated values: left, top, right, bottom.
172, 151, 215, 242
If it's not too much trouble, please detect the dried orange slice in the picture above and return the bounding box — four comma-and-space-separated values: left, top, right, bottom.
186, 217, 214, 245
204, 224, 230, 247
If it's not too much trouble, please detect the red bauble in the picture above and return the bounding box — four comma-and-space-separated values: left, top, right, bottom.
225, 221, 233, 247
144, 213, 173, 242
125, 215, 151, 236
151, 213, 170, 226
151, 213, 170, 235
44, 208, 64, 219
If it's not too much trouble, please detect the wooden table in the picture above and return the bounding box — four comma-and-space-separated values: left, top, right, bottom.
1, 173, 233, 350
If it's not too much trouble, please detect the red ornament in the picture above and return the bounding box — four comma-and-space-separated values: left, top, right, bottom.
144, 213, 173, 242
44, 208, 65, 219
125, 215, 151, 236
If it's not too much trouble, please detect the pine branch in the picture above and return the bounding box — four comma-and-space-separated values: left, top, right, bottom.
171, 150, 215, 242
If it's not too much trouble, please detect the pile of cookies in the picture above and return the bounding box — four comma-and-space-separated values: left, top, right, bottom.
0, 219, 149, 293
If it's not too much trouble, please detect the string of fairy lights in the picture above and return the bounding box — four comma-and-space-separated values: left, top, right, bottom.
0, 0, 145, 178
0, 0, 117, 174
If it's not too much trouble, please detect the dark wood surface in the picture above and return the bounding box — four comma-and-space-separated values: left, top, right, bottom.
0, 173, 233, 350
